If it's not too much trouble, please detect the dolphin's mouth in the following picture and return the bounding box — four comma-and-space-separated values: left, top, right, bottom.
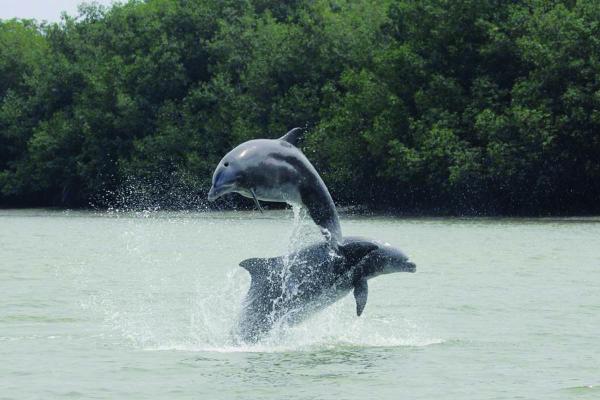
404, 261, 417, 273
207, 184, 235, 201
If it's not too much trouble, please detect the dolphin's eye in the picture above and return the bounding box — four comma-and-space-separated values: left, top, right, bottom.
224, 162, 229, 167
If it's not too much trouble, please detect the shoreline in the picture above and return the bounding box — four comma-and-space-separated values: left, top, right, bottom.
2, 206, 600, 221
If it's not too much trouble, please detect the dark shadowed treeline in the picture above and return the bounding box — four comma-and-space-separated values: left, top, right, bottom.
1, 0, 599, 214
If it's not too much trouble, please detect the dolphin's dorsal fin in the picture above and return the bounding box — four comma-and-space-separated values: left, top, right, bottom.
354, 278, 368, 316
239, 257, 279, 279
279, 127, 304, 146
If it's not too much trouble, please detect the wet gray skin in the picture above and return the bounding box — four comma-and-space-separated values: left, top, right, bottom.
232, 236, 416, 343
207, 128, 342, 244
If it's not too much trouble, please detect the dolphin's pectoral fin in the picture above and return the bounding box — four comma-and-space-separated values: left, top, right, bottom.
278, 127, 304, 147
339, 242, 378, 266
250, 189, 264, 213
353, 278, 368, 316
239, 257, 279, 279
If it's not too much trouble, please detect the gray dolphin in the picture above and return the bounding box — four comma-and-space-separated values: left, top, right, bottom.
207, 128, 342, 243
232, 236, 416, 343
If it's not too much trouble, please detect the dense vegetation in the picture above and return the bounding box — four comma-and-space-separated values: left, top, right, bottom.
1, 0, 599, 214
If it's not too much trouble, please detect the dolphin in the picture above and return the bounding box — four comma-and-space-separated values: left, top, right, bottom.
232, 236, 416, 343
207, 128, 342, 244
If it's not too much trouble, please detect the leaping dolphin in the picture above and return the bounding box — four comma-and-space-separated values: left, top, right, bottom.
207, 128, 342, 244
233, 236, 416, 343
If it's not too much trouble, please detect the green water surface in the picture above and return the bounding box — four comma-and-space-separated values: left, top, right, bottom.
1, 210, 598, 399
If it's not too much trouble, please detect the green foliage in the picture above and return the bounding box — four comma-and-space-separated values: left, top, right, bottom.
0, 0, 599, 214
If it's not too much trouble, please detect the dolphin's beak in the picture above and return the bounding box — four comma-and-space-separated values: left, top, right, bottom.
208, 185, 228, 201
208, 181, 238, 201
387, 259, 417, 274
207, 186, 219, 201
404, 261, 417, 273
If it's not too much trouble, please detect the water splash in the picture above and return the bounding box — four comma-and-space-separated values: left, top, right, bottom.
142, 288, 443, 353
81, 200, 436, 353
186, 207, 439, 352
91, 171, 210, 214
